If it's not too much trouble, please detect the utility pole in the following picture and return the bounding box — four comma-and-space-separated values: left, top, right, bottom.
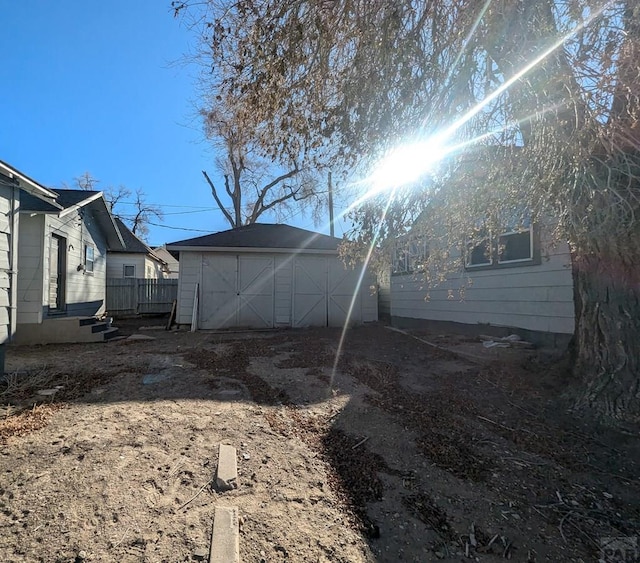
328, 171, 335, 237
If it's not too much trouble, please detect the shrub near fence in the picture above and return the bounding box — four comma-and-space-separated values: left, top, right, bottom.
106, 278, 178, 315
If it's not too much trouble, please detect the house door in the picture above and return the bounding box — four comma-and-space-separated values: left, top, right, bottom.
49, 234, 66, 312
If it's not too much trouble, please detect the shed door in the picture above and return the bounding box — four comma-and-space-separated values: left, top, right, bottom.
293, 256, 327, 327
328, 260, 361, 326
200, 254, 275, 329
200, 255, 237, 329
238, 256, 274, 328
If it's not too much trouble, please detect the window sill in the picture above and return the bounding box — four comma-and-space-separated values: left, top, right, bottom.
464, 256, 540, 272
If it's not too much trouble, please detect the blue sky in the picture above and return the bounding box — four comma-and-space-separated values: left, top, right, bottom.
1, 1, 338, 246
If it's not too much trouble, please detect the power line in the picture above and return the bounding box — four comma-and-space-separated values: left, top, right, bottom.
146, 221, 212, 233
115, 201, 225, 211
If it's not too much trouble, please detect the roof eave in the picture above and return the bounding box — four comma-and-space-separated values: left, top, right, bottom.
0, 160, 59, 200
58, 191, 104, 218
166, 245, 339, 255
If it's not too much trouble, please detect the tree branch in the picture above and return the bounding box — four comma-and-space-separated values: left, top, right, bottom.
248, 167, 301, 223
202, 170, 236, 228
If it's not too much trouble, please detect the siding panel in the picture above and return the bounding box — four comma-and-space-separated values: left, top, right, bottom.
391, 241, 574, 335
0, 185, 13, 342
17, 214, 45, 324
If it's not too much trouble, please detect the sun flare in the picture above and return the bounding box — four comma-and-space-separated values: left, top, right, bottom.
369, 139, 447, 193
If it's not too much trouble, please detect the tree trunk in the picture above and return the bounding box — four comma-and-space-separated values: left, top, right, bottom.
571, 231, 640, 424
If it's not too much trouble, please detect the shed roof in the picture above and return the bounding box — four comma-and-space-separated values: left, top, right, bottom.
167, 223, 341, 253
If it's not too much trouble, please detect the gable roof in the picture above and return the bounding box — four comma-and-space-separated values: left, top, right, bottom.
112, 217, 166, 264
53, 189, 103, 212
113, 217, 150, 253
167, 223, 341, 253
19, 187, 125, 251
20, 189, 105, 214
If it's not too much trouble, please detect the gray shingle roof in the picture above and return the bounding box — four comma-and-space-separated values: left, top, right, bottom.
167, 223, 341, 251
113, 217, 153, 254
19, 191, 61, 212
20, 189, 102, 213
52, 189, 102, 208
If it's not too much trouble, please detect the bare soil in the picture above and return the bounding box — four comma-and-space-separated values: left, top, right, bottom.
0, 321, 638, 562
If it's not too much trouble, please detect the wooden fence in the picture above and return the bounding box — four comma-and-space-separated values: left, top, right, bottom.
106, 278, 178, 315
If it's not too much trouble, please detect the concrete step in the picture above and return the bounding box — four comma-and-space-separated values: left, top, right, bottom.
102, 327, 120, 341
15, 316, 118, 345
91, 322, 109, 333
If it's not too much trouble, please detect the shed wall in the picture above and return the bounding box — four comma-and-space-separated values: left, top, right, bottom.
176, 252, 201, 325
177, 251, 377, 329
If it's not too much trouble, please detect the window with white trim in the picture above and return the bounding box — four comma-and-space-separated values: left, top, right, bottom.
84, 244, 95, 273
392, 236, 428, 274
466, 214, 535, 269
123, 264, 136, 278
466, 234, 492, 267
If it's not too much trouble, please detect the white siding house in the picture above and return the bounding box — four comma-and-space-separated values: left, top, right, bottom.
0, 161, 59, 347
168, 224, 378, 330
107, 218, 167, 279
152, 246, 179, 279
14, 188, 124, 344
389, 225, 574, 347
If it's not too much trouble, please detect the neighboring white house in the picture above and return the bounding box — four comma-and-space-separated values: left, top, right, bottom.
166, 223, 378, 330
107, 218, 168, 279
0, 160, 60, 350
15, 187, 125, 344
153, 246, 179, 279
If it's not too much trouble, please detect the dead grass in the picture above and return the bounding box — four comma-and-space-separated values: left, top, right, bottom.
0, 403, 63, 444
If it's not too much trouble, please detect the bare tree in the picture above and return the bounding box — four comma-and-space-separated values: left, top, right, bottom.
124, 188, 164, 240
103, 184, 132, 212
175, 0, 640, 424
72, 171, 100, 191
63, 173, 162, 241
200, 107, 326, 228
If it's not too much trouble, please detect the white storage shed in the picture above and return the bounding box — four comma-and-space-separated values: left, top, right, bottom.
167, 224, 378, 330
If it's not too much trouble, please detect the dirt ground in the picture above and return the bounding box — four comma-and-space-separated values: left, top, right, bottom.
0, 320, 638, 562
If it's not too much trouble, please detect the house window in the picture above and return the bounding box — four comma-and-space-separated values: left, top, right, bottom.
498, 217, 533, 263
84, 245, 95, 273
465, 215, 535, 269
123, 264, 136, 278
392, 237, 428, 274
466, 236, 492, 267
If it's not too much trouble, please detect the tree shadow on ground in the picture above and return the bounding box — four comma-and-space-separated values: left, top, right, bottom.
2, 323, 640, 561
